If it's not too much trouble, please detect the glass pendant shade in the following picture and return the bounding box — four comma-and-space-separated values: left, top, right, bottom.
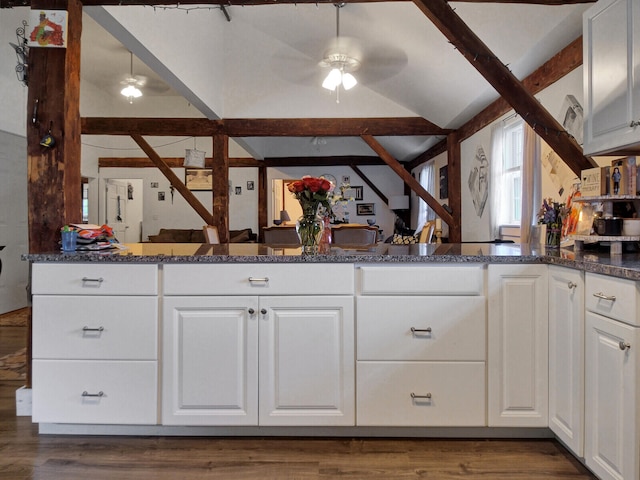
121, 85, 142, 104
322, 68, 342, 91
342, 72, 357, 90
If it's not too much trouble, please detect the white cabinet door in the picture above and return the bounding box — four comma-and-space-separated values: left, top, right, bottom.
258, 296, 355, 426
583, 0, 640, 154
548, 266, 584, 457
585, 311, 639, 480
488, 264, 548, 427
162, 296, 259, 426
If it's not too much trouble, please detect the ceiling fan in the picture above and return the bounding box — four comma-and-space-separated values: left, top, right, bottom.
120, 51, 144, 104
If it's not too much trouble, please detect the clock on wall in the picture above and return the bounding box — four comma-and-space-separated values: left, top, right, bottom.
321, 174, 337, 188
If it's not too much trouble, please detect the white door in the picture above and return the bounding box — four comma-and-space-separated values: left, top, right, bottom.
548, 266, 584, 456
487, 264, 549, 427
0, 132, 28, 313
585, 311, 639, 480
162, 296, 259, 426
105, 179, 128, 242
258, 295, 355, 426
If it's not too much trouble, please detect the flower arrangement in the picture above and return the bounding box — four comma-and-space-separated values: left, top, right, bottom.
538, 198, 567, 247
288, 176, 335, 253
287, 176, 334, 216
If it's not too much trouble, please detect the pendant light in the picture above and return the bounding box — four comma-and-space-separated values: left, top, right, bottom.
121, 52, 143, 104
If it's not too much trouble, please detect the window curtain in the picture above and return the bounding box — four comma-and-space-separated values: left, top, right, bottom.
489, 122, 506, 240
520, 123, 541, 243
417, 162, 436, 229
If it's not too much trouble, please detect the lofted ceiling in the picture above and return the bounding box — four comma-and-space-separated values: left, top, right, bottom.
78, 1, 593, 162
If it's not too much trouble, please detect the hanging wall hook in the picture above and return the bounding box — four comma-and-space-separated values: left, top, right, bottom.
32, 98, 38, 126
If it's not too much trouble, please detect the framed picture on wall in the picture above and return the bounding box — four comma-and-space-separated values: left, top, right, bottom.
344, 186, 363, 200
439, 166, 448, 199
357, 203, 375, 215
185, 168, 212, 191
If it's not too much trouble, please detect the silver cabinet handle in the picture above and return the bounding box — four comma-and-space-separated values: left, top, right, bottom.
81, 277, 104, 285
411, 327, 432, 335
82, 326, 104, 332
593, 292, 616, 301
248, 277, 269, 284
619, 341, 631, 351
82, 391, 104, 397
410, 392, 432, 400
247, 308, 255, 315
567, 281, 577, 289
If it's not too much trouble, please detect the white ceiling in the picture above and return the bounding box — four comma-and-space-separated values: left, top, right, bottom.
79, 2, 592, 162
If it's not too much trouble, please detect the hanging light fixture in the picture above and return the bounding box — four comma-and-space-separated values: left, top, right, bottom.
320, 3, 359, 101
120, 52, 143, 104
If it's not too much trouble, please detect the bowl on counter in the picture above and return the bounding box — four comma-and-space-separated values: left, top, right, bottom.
622, 218, 640, 236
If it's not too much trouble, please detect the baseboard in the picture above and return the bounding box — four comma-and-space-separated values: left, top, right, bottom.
15, 386, 32, 416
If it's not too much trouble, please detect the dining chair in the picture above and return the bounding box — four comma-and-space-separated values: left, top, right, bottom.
202, 225, 220, 244
418, 221, 436, 243
262, 226, 301, 244
331, 225, 378, 245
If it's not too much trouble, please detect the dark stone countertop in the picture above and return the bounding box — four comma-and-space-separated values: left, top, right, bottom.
22, 242, 640, 281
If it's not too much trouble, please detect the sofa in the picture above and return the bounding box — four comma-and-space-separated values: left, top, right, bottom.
147, 228, 256, 243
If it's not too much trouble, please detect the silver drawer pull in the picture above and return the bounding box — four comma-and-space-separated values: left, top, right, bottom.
593, 292, 616, 301
619, 341, 631, 351
81, 277, 104, 285
82, 326, 104, 332
567, 281, 577, 289
411, 392, 432, 400
82, 391, 104, 398
248, 277, 269, 284
411, 327, 432, 335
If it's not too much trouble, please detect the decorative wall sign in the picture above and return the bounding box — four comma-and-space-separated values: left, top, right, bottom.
439, 166, 448, 199
185, 168, 212, 191
468, 146, 489, 218
343, 186, 363, 200
28, 10, 67, 48
247, 181, 254, 191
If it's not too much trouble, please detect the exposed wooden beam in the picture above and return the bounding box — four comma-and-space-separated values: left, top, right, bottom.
412, 0, 596, 176
82, 117, 450, 137
98, 157, 261, 168
212, 134, 229, 243
361, 134, 455, 227
349, 165, 389, 205
446, 133, 462, 242
130, 134, 214, 225
264, 156, 384, 167
258, 166, 267, 242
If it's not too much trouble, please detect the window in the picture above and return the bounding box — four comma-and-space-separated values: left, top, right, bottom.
498, 120, 524, 225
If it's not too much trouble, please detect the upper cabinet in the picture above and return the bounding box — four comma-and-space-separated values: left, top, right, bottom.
583, 0, 640, 155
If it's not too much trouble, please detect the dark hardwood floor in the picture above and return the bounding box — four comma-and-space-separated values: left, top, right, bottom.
0, 313, 597, 480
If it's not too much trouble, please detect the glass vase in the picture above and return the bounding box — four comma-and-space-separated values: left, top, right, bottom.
318, 216, 332, 254
546, 226, 561, 248
297, 204, 324, 254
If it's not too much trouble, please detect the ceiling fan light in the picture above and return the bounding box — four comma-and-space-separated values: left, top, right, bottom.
120, 85, 142, 103
322, 68, 342, 91
342, 72, 357, 90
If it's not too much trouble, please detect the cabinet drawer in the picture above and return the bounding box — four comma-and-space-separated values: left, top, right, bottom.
163, 264, 354, 295
32, 263, 158, 295
585, 273, 640, 326
356, 361, 485, 426
358, 265, 484, 295
32, 360, 157, 425
32, 296, 157, 360
357, 296, 485, 361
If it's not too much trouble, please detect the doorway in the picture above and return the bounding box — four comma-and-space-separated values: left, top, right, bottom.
104, 179, 143, 243
272, 179, 302, 224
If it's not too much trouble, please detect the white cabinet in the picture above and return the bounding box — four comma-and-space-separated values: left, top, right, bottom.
548, 266, 584, 457
355, 265, 486, 427
162, 264, 355, 427
584, 273, 640, 480
583, 0, 640, 155
31, 263, 159, 425
488, 264, 548, 427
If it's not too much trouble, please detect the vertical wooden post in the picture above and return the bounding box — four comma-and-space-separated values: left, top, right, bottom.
212, 134, 229, 242
258, 165, 267, 242
446, 132, 461, 242
27, 0, 82, 253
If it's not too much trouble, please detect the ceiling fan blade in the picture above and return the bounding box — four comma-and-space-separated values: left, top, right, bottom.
357, 43, 408, 84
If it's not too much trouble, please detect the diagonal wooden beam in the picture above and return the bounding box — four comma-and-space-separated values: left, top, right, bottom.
361, 134, 454, 227
350, 165, 389, 205
130, 134, 214, 226
412, 0, 596, 176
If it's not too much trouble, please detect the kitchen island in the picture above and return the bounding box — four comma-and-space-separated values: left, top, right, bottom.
24, 243, 640, 480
